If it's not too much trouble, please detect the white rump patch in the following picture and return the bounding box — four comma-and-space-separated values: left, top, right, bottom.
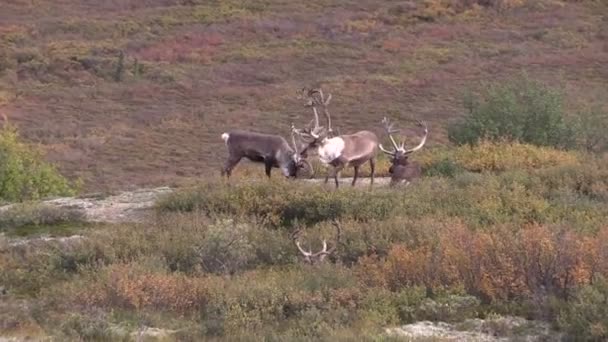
221, 133, 229, 144
318, 137, 345, 165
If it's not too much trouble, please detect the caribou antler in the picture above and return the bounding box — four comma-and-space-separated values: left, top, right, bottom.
379, 118, 428, 156
293, 87, 329, 141
307, 88, 333, 136
292, 220, 341, 264
290, 123, 302, 163
403, 120, 428, 154
379, 117, 401, 156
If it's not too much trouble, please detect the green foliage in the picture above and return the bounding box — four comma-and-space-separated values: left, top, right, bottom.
574, 106, 608, 152
58, 313, 129, 341
157, 150, 608, 231
156, 180, 403, 226
424, 157, 465, 177
0, 202, 84, 235
448, 74, 576, 149
556, 276, 608, 341
0, 123, 75, 202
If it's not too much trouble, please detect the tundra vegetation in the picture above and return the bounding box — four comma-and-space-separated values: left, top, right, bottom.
1, 0, 608, 340
2, 75, 608, 340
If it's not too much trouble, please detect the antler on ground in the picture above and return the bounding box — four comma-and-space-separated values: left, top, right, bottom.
292, 220, 341, 264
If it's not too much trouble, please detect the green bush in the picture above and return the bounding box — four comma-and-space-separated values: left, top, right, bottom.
574, 106, 608, 152
556, 276, 608, 341
0, 123, 76, 201
58, 312, 129, 341
424, 157, 465, 177
448, 74, 576, 149
0, 202, 85, 235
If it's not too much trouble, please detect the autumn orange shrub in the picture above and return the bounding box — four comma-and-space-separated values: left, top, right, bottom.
355, 223, 608, 303
75, 264, 208, 314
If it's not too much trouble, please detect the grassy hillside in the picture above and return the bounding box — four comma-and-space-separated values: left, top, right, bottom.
1, 0, 607, 191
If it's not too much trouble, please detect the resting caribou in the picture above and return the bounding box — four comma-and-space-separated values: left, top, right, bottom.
379, 117, 428, 186
220, 128, 311, 178
293, 88, 379, 188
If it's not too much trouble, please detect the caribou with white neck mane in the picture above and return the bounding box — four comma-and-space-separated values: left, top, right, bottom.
293, 88, 379, 188
379, 117, 428, 186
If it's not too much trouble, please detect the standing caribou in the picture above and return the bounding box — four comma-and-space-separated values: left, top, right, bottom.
379, 117, 428, 186
292, 88, 379, 188
220, 129, 311, 178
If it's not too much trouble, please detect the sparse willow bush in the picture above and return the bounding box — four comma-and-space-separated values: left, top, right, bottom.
0, 123, 76, 202
0, 202, 84, 232
199, 265, 361, 338
58, 311, 129, 342
65, 213, 296, 275
574, 106, 608, 152
556, 276, 608, 341
71, 262, 209, 314
0, 237, 109, 296
355, 223, 608, 304
157, 156, 608, 231
538, 157, 608, 202
451, 141, 579, 172
156, 180, 404, 226
419, 142, 581, 176
448, 74, 575, 149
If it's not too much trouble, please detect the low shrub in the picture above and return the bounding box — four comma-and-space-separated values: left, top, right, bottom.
450, 141, 579, 172
74, 263, 209, 314
0, 202, 85, 234
156, 180, 403, 226
556, 276, 608, 341
355, 224, 608, 303
0, 123, 76, 202
58, 312, 129, 342
573, 106, 608, 152
157, 150, 607, 230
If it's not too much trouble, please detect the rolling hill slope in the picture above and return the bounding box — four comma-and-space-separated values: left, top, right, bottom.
0, 0, 606, 191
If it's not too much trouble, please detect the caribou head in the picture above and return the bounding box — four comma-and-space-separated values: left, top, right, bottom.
380, 117, 428, 186
220, 127, 313, 179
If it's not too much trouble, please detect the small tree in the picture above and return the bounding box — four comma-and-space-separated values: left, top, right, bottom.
0, 121, 75, 201
448, 74, 576, 149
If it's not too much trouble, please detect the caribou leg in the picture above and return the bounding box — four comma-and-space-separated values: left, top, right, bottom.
333, 165, 344, 188
351, 166, 360, 186
221, 156, 242, 178
369, 158, 376, 186
264, 159, 273, 178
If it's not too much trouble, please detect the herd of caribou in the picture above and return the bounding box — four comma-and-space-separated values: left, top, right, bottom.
219, 87, 429, 262
220, 87, 429, 188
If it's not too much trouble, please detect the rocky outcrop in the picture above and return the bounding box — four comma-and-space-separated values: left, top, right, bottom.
0, 187, 173, 224
385, 316, 561, 341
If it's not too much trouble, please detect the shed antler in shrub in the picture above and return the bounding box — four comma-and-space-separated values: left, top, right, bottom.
292, 220, 341, 264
